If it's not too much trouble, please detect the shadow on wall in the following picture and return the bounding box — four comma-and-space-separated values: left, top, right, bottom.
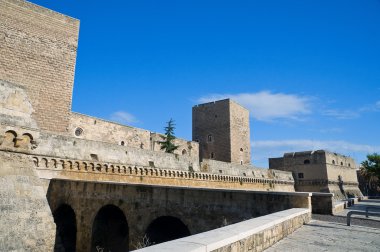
145, 216, 191, 246
53, 204, 77, 252
90, 205, 129, 252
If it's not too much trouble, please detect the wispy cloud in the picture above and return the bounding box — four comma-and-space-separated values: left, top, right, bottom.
321, 109, 360, 120
322, 101, 380, 120
110, 111, 138, 125
197, 91, 312, 121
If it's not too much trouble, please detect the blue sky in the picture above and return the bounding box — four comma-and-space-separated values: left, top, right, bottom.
30, 0, 380, 167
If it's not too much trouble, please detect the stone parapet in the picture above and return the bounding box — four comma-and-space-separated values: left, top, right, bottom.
135, 208, 311, 252
31, 154, 294, 191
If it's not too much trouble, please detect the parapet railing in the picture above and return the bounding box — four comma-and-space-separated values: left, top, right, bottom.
30, 155, 294, 186
347, 211, 380, 226
366, 206, 380, 218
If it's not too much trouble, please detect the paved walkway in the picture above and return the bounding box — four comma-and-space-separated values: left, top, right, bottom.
266, 199, 380, 252
265, 220, 380, 252
335, 199, 380, 222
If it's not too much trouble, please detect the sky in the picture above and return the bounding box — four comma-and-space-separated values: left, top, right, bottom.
30, 0, 380, 168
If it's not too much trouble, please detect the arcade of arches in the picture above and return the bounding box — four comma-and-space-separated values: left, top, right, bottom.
52, 203, 189, 251
46, 179, 309, 251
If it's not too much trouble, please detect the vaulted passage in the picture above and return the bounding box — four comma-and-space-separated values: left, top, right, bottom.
90, 205, 129, 252
53, 204, 77, 252
146, 216, 191, 245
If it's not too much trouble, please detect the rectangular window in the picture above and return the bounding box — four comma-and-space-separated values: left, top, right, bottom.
298, 173, 304, 179
207, 134, 213, 142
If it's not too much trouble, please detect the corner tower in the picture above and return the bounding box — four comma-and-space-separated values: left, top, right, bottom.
192, 99, 251, 164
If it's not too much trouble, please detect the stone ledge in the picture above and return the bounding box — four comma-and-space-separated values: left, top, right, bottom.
135, 208, 311, 252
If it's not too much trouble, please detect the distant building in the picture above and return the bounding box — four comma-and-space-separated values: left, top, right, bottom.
269, 150, 363, 199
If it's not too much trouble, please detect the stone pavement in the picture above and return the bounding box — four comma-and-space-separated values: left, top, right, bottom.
335, 199, 380, 222
265, 220, 380, 252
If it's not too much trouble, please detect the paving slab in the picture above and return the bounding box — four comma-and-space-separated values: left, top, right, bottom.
265, 220, 380, 252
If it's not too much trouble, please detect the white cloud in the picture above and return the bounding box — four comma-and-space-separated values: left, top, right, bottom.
110, 111, 138, 125
198, 91, 311, 121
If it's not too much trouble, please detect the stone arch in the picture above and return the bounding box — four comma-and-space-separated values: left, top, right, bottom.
3, 130, 17, 147
53, 204, 77, 252
91, 205, 129, 252
145, 216, 190, 245
41, 158, 48, 168
74, 161, 80, 170
32, 157, 39, 167
17, 133, 33, 149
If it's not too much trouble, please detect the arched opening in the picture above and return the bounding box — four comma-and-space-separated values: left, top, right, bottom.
182, 149, 187, 155
53, 204, 77, 252
3, 130, 17, 146
91, 205, 129, 252
145, 216, 190, 245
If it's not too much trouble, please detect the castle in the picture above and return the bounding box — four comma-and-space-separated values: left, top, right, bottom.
0, 1, 362, 251
269, 150, 362, 199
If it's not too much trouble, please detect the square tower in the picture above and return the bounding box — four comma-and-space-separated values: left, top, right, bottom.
0, 0, 79, 133
192, 99, 251, 164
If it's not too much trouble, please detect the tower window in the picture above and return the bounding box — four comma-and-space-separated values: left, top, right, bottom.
304, 159, 310, 164
207, 134, 213, 142
182, 149, 187, 155
210, 152, 215, 159
240, 148, 243, 152
74, 127, 83, 137
120, 141, 125, 146
298, 173, 304, 179
340, 162, 343, 166
332, 160, 335, 165
240, 160, 243, 165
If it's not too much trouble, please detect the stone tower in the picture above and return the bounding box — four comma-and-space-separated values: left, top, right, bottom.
192, 99, 251, 164
0, 0, 79, 133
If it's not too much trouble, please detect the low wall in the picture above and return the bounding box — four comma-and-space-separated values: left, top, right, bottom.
311, 192, 334, 214
135, 208, 311, 252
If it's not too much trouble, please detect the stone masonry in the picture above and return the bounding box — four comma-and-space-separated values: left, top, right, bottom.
269, 150, 363, 199
0, 0, 79, 133
192, 99, 251, 164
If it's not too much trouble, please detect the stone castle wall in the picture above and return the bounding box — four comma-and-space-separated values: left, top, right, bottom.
0, 0, 79, 133
269, 150, 362, 199
0, 151, 56, 252
229, 100, 251, 164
